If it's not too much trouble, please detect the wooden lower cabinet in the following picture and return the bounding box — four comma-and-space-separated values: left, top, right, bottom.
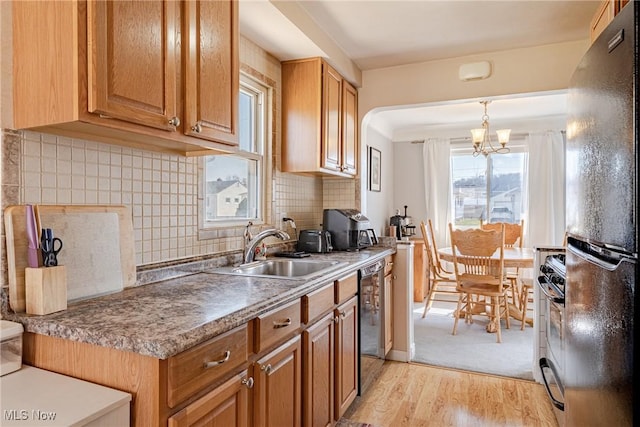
168, 370, 251, 427
302, 312, 335, 427
411, 238, 428, 302
334, 296, 358, 420
253, 335, 302, 427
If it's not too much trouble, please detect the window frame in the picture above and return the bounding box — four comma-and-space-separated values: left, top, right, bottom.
198, 72, 272, 238
450, 137, 528, 228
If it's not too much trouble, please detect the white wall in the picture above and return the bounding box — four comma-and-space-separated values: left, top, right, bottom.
358, 40, 589, 118
360, 126, 394, 237
392, 142, 426, 227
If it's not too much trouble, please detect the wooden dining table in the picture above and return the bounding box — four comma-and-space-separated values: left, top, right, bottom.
437, 246, 535, 329
437, 246, 534, 269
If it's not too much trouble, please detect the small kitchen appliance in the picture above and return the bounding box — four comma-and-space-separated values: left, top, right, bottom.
389, 206, 415, 239
296, 229, 332, 253
323, 209, 377, 251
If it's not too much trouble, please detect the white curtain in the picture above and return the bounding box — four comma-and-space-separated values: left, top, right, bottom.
524, 131, 565, 248
422, 138, 451, 247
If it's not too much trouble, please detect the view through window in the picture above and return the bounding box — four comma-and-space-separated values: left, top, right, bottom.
203, 76, 266, 225
451, 152, 526, 228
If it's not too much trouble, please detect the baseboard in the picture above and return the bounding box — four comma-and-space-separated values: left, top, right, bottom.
386, 348, 411, 362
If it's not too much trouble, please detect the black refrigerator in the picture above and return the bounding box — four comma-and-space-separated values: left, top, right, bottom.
565, 2, 637, 426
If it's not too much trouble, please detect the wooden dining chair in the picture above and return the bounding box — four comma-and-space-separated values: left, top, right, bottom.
480, 220, 525, 322
449, 223, 511, 343
480, 219, 524, 248
419, 220, 457, 318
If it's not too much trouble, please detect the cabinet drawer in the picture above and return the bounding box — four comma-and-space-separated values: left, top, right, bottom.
302, 282, 335, 324
255, 299, 301, 353
167, 324, 248, 408
335, 272, 358, 304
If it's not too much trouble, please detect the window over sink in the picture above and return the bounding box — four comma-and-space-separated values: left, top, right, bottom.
200, 73, 271, 232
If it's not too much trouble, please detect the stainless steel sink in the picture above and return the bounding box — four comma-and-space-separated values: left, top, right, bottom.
211, 259, 347, 280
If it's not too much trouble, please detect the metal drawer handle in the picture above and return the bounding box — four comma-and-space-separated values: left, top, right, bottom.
273, 318, 292, 329
241, 377, 254, 389
261, 364, 272, 374
203, 350, 231, 369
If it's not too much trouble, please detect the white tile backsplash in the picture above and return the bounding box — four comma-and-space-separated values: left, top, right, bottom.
1, 36, 361, 288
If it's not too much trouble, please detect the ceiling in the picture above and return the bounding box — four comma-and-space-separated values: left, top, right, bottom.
239, 0, 601, 141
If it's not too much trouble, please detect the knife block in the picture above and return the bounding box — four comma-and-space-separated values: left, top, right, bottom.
25, 266, 67, 315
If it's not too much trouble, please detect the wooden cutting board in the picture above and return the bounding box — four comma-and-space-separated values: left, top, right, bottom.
4, 205, 136, 312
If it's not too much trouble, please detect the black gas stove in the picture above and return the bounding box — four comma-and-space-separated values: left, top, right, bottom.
539, 254, 566, 297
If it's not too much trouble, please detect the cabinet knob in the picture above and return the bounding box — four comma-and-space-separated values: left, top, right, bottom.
340, 311, 347, 318
191, 123, 202, 133
241, 377, 254, 389
168, 116, 180, 127
261, 364, 272, 374
334, 316, 340, 323
203, 350, 231, 369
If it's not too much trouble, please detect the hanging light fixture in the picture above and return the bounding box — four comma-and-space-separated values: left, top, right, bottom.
470, 100, 511, 157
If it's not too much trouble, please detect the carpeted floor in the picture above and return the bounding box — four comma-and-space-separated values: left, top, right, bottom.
412, 301, 535, 380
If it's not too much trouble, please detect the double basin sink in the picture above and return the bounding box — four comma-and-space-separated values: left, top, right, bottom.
211, 258, 348, 280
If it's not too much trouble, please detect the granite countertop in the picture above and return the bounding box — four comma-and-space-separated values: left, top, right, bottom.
2, 247, 394, 359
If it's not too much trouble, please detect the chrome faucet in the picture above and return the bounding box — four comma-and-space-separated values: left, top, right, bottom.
244, 228, 290, 263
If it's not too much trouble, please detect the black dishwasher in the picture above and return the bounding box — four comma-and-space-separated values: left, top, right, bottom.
358, 259, 386, 395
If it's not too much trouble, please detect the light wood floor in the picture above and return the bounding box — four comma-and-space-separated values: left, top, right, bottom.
344, 361, 559, 427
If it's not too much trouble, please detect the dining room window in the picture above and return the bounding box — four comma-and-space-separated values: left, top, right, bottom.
451, 144, 527, 228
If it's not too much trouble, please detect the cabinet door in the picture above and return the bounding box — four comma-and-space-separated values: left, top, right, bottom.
341, 81, 358, 176
590, 0, 615, 42
254, 336, 302, 427
334, 296, 358, 420
184, 0, 239, 146
302, 313, 335, 427
87, 0, 178, 131
384, 274, 393, 355
321, 62, 342, 172
168, 370, 251, 427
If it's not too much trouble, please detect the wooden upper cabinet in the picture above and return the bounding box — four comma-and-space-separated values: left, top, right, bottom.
282, 57, 358, 178
322, 63, 343, 173
87, 0, 178, 131
590, 0, 629, 43
183, 0, 239, 146
11, 0, 239, 156
341, 81, 358, 176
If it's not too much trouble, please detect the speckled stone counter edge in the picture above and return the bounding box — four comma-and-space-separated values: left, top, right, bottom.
1, 245, 395, 359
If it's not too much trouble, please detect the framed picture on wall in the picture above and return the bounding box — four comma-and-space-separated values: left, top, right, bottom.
369, 147, 381, 192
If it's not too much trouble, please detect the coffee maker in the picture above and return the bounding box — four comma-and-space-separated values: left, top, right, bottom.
322, 209, 377, 251
389, 205, 416, 239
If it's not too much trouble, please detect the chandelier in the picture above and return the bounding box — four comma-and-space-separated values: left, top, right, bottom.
470, 100, 511, 157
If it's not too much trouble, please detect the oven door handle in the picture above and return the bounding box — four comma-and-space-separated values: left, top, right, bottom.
539, 358, 565, 411
536, 276, 564, 304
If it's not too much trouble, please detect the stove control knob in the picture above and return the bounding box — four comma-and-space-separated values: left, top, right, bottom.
540, 265, 553, 274
550, 274, 564, 285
